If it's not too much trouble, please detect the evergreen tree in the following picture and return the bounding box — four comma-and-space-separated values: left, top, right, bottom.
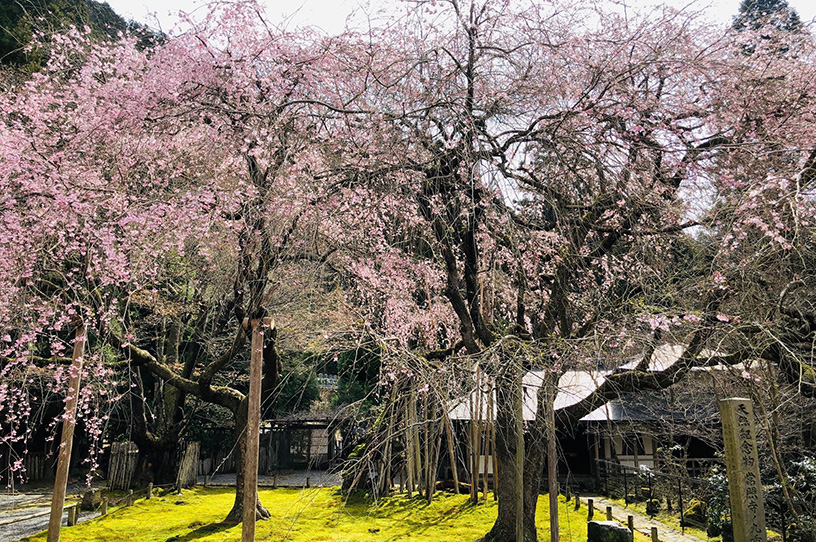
733, 0, 803, 33
0, 0, 158, 71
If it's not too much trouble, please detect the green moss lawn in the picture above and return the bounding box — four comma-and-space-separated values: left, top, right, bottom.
19, 488, 603, 542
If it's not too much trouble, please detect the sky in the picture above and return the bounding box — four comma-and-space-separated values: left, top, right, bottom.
104, 0, 816, 36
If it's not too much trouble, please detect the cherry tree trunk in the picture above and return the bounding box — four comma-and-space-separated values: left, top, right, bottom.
132, 435, 182, 485
482, 368, 544, 542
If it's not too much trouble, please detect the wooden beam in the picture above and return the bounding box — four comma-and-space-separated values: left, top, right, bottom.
47, 323, 86, 542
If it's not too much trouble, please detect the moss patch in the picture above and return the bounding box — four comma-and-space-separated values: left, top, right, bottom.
19, 489, 597, 542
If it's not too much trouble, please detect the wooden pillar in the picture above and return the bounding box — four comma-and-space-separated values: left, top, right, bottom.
242, 317, 271, 542
66, 504, 77, 526
546, 381, 559, 542
588, 498, 594, 520
443, 409, 460, 494
412, 393, 422, 495
514, 366, 524, 542
488, 378, 497, 500
405, 396, 414, 496
481, 374, 489, 500
101, 498, 108, 516
606, 505, 613, 521
651, 527, 659, 542
47, 322, 86, 542
469, 373, 478, 503
147, 482, 153, 500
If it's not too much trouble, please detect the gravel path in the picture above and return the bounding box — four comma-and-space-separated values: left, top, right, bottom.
581, 495, 706, 542
199, 469, 342, 488
0, 485, 100, 542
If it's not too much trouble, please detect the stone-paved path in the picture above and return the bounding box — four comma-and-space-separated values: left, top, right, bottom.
579, 495, 706, 542
198, 469, 342, 488
0, 485, 100, 542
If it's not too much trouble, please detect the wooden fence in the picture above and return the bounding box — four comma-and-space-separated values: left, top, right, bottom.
176, 441, 199, 488
108, 442, 139, 490
24, 452, 48, 482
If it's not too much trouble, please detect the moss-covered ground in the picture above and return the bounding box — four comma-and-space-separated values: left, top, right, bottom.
18, 488, 614, 542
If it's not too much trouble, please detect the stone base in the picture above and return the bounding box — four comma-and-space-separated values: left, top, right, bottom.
588, 520, 633, 542
81, 488, 103, 511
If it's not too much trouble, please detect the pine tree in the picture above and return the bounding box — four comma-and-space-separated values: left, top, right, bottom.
733, 0, 803, 33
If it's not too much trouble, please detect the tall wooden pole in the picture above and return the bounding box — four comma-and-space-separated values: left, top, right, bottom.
405, 396, 414, 496
489, 379, 498, 501
443, 408, 460, 494
515, 365, 525, 542
547, 380, 559, 542
242, 317, 270, 542
47, 322, 86, 542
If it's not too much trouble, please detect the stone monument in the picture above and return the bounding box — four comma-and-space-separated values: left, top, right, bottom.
719, 398, 767, 542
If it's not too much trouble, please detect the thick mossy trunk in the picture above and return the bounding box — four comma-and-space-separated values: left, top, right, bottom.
482, 368, 545, 542
482, 366, 551, 542
132, 436, 181, 485
224, 400, 270, 523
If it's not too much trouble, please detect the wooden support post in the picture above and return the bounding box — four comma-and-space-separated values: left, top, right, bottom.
423, 401, 434, 503
411, 392, 422, 497
471, 367, 480, 503
487, 378, 497, 500
481, 400, 489, 502
66, 504, 76, 527
126, 490, 133, 507
306, 477, 311, 488
475, 368, 487, 502
443, 409, 460, 496
546, 381, 559, 542
587, 499, 594, 520
574, 494, 580, 510
384, 387, 400, 497
623, 468, 628, 504
427, 416, 443, 504
651, 527, 659, 542
47, 323, 86, 542
204, 475, 209, 487
677, 480, 685, 534
272, 474, 277, 489
606, 505, 613, 521
146, 483, 153, 500
242, 317, 270, 542
101, 498, 108, 516
514, 367, 524, 542
404, 395, 414, 497
628, 515, 634, 532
